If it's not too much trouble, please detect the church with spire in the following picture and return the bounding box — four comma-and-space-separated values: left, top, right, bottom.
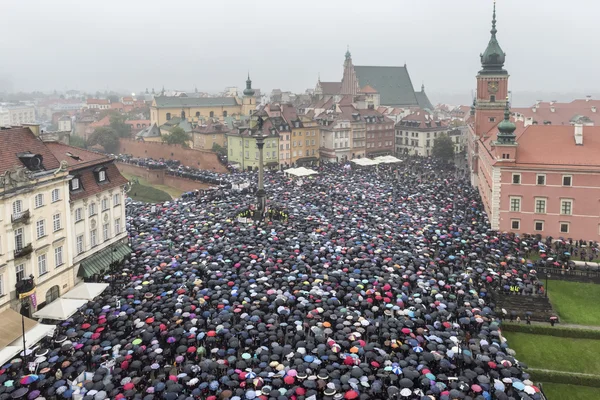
314, 48, 433, 110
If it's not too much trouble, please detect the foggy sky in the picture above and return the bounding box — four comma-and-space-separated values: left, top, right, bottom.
2, 0, 598, 101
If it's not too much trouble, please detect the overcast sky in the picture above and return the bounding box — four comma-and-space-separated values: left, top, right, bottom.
2, 0, 598, 103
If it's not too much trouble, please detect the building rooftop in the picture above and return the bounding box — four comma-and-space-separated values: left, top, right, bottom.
153, 96, 239, 108
0, 127, 61, 175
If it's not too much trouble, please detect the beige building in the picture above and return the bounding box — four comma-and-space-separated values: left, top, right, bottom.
150, 96, 241, 127
1, 105, 36, 125
0, 127, 72, 315
45, 143, 129, 283
191, 119, 229, 150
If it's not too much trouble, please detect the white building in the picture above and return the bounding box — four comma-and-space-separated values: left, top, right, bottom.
395, 110, 451, 157
0, 105, 36, 126
58, 116, 72, 132
85, 99, 110, 110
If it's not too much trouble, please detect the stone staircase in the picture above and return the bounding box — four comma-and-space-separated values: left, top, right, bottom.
495, 294, 555, 322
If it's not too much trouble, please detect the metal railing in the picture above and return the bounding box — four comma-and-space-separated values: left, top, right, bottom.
14, 244, 33, 259
11, 210, 30, 224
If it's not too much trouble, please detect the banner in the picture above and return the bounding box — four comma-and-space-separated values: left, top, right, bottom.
19, 288, 36, 300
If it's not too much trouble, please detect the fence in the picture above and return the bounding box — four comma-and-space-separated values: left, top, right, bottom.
538, 268, 600, 284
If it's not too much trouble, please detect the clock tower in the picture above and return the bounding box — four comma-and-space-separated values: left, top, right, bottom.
475, 1, 509, 138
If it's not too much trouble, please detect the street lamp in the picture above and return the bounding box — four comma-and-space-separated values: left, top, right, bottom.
546, 272, 551, 297
253, 116, 267, 219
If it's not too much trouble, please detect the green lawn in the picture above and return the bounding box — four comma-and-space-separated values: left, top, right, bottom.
128, 182, 172, 203
503, 332, 600, 375
121, 172, 183, 199
547, 280, 600, 326
541, 382, 600, 400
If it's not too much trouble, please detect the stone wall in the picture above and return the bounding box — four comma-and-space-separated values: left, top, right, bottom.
116, 163, 213, 195
118, 139, 227, 173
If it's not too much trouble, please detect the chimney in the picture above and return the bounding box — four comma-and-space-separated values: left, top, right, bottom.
586, 95, 592, 102
532, 108, 537, 113
550, 100, 556, 106
574, 123, 583, 145
550, 106, 555, 113
592, 106, 597, 113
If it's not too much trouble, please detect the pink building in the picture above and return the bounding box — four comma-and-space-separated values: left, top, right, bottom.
470, 3, 600, 242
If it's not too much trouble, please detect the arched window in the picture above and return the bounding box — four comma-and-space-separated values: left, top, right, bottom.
46, 285, 60, 304
166, 112, 171, 120
223, 111, 228, 117
209, 111, 214, 118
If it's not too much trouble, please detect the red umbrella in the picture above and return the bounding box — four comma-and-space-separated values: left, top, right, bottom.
284, 376, 295, 385
123, 383, 134, 390
187, 346, 197, 353
207, 331, 217, 337
345, 390, 359, 399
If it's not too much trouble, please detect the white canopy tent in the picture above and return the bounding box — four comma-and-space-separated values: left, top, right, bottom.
350, 158, 380, 167
284, 167, 318, 177
374, 155, 402, 164
32, 298, 88, 321
62, 283, 109, 301
0, 323, 55, 365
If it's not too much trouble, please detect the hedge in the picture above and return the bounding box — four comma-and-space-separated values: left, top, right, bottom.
501, 322, 600, 340
529, 369, 600, 388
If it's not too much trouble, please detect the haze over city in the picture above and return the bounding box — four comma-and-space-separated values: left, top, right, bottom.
2, 0, 600, 105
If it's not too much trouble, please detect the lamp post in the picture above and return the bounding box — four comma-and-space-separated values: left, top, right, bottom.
546, 272, 551, 297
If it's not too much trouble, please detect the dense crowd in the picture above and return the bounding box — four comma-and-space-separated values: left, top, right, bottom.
0, 159, 556, 400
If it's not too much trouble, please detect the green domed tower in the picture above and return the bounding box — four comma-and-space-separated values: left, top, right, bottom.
480, 1, 506, 75
496, 102, 516, 144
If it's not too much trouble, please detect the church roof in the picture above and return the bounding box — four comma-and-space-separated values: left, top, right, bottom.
354, 66, 419, 107
360, 85, 378, 94
415, 91, 434, 111
154, 96, 238, 108
319, 82, 342, 95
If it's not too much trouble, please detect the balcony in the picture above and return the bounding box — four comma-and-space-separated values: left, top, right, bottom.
14, 244, 33, 259
11, 210, 30, 224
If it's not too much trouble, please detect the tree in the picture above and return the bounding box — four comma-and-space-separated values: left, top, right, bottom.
162, 126, 191, 148
69, 135, 87, 149
107, 94, 120, 103
88, 127, 119, 153
212, 142, 227, 156
109, 113, 132, 138
432, 134, 455, 161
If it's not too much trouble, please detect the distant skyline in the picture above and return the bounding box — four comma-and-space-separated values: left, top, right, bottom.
2, 0, 599, 106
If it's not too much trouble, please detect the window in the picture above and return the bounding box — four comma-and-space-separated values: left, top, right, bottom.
560, 199, 573, 215
71, 177, 80, 190
16, 264, 25, 282
53, 214, 62, 231
560, 222, 569, 233
512, 173, 521, 184
101, 198, 109, 211
535, 221, 544, 232
76, 235, 84, 255
89, 202, 96, 216
55, 246, 63, 267
245, 151, 249, 158
209, 111, 214, 118
511, 219, 520, 230
490, 95, 496, 103
90, 229, 97, 247
536, 174, 546, 185
562, 175, 572, 186
51, 189, 60, 202
535, 198, 546, 214
113, 193, 121, 206
12, 200, 23, 216
98, 170, 106, 182
195, 111, 200, 117
166, 112, 171, 120
223, 111, 227, 117
509, 197, 521, 212
38, 254, 47, 276
75, 207, 83, 222
14, 228, 23, 251
34, 194, 44, 208
115, 218, 121, 234
36, 219, 46, 239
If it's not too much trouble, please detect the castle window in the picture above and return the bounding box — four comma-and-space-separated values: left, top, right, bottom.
489, 117, 496, 123
166, 113, 171, 120
210, 111, 214, 118
490, 95, 496, 102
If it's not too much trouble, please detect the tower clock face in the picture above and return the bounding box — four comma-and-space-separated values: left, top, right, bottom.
488, 81, 499, 94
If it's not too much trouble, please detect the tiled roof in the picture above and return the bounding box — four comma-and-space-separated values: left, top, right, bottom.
318, 82, 342, 95
87, 99, 110, 105
153, 96, 238, 108
136, 124, 161, 139
483, 123, 600, 168
397, 110, 447, 129
354, 65, 418, 107
0, 127, 61, 174
360, 85, 378, 94
44, 142, 111, 169
70, 162, 128, 201
280, 104, 299, 125
192, 120, 230, 135
89, 115, 111, 128
512, 99, 600, 126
